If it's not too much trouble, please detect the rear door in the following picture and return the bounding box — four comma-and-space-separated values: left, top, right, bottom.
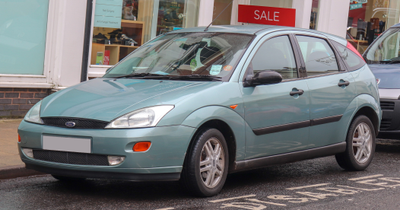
294, 34, 357, 147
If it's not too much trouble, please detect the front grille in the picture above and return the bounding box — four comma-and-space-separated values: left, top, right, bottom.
380, 101, 395, 110
380, 119, 392, 130
33, 150, 109, 166
41, 117, 109, 129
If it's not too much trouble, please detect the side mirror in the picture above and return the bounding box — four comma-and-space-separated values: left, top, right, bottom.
244, 70, 283, 87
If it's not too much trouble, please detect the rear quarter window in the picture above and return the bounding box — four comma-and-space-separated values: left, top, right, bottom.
332, 41, 365, 71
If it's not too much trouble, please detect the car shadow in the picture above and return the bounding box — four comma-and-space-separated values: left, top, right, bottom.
376, 139, 400, 153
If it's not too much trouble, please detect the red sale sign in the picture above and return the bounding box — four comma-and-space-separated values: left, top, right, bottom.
238, 5, 296, 27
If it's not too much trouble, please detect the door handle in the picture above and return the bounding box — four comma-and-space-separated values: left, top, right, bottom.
338, 80, 350, 87
290, 89, 304, 96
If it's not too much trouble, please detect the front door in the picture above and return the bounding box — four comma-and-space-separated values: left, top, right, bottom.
241, 34, 311, 159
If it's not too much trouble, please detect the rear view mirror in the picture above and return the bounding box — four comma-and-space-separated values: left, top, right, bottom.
245, 70, 283, 87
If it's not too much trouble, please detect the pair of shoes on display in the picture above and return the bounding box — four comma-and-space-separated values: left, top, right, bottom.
120, 34, 138, 46
108, 29, 137, 46
93, 33, 110, 44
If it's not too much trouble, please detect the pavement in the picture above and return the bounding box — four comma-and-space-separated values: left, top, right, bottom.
0, 119, 42, 179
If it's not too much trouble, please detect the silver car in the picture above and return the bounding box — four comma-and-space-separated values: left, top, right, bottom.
364, 23, 400, 139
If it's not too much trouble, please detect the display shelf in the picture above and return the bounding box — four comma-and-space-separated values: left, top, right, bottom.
91, 44, 139, 65
91, 20, 144, 66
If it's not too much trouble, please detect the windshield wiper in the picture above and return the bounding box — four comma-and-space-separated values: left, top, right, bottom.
112, 73, 170, 79
169, 74, 222, 81
384, 57, 400, 64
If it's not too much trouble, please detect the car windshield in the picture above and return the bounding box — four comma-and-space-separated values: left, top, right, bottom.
103, 32, 254, 81
364, 28, 400, 64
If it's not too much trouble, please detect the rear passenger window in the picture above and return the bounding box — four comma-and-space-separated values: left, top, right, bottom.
250, 35, 297, 80
332, 41, 365, 71
296, 36, 339, 76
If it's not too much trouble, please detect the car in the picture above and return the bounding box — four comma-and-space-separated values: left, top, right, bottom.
363, 23, 400, 139
18, 25, 381, 197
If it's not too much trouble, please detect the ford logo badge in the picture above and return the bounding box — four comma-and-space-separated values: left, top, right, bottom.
65, 121, 76, 128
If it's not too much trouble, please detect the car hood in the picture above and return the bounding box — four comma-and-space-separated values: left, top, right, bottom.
40, 78, 220, 122
368, 64, 400, 89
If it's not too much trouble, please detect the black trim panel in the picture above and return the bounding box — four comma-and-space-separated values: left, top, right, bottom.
26, 164, 180, 181
233, 142, 346, 172
253, 115, 342, 135
253, 120, 310, 135
310, 115, 342, 126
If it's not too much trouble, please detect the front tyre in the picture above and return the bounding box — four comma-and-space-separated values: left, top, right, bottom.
336, 115, 376, 171
181, 128, 229, 197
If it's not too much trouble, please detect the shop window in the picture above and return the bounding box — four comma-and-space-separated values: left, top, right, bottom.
91, 0, 143, 66
347, 0, 400, 54
90, 0, 200, 68
0, 0, 49, 75
157, 0, 195, 35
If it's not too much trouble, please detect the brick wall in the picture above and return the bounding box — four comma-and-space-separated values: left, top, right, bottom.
0, 88, 51, 118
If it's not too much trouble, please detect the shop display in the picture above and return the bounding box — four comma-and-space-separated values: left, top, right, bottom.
122, 0, 138, 20
157, 1, 185, 35
346, 0, 400, 54
90, 20, 144, 66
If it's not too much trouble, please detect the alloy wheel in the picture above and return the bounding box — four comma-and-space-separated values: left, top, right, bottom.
352, 122, 372, 164
199, 137, 225, 188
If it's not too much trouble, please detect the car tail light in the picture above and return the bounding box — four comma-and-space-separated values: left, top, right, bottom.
133, 142, 151, 152
18, 134, 21, 142
347, 41, 365, 61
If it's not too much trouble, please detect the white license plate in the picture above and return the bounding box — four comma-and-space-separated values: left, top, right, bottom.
43, 135, 91, 153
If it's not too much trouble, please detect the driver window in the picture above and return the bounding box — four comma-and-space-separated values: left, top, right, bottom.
249, 35, 297, 80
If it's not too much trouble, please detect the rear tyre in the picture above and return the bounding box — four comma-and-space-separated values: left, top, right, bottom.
335, 115, 375, 171
51, 175, 86, 182
181, 128, 229, 197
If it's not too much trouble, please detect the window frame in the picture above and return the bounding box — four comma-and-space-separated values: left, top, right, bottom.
291, 34, 346, 78
331, 40, 366, 71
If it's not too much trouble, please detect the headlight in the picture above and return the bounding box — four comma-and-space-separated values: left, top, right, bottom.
105, 105, 174, 128
24, 101, 43, 124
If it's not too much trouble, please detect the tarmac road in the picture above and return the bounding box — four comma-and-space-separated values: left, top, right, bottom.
0, 139, 399, 210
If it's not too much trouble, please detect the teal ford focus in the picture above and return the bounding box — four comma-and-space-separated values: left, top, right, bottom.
18, 25, 381, 197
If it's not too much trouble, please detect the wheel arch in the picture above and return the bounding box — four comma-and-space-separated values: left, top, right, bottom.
188, 120, 237, 173
352, 106, 380, 137
181, 106, 247, 174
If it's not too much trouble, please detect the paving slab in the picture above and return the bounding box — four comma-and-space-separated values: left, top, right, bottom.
0, 119, 42, 179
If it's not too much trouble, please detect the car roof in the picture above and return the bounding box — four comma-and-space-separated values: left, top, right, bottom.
167, 25, 347, 44
168, 24, 281, 35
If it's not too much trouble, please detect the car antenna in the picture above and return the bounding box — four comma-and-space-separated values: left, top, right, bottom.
204, 0, 233, 32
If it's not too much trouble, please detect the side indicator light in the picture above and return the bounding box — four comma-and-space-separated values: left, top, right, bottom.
18, 134, 21, 143
133, 142, 151, 152
230, 105, 238, 109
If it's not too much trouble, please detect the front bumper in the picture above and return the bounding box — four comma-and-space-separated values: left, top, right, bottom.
379, 98, 400, 138
18, 120, 196, 180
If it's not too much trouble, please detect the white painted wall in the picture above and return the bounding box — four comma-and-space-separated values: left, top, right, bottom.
55, 0, 87, 88
198, 0, 214, 26
292, 0, 312, 29
316, 0, 350, 38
